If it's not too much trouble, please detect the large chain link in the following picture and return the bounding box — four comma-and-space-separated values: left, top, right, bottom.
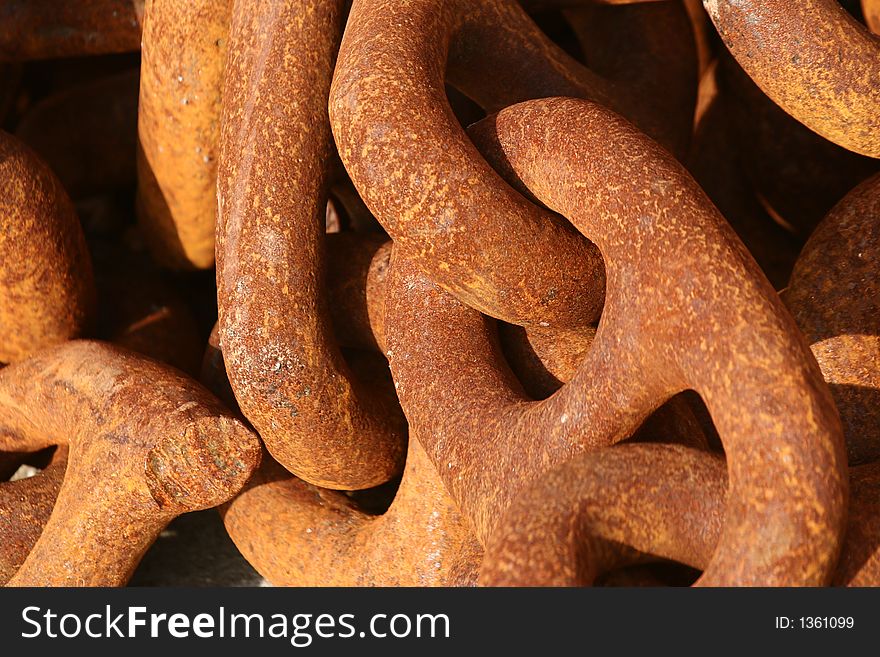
0, 0, 877, 588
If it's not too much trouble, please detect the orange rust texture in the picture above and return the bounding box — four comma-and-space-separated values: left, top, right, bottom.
385, 98, 847, 585
480, 444, 729, 586
496, 323, 710, 451
214, 219, 707, 583
136, 0, 229, 269
562, 0, 696, 153
1, 0, 877, 590
0, 131, 95, 364
782, 173, 880, 465
481, 445, 880, 587
0, 448, 67, 585
0, 1, 144, 61
864, 0, 880, 33
222, 440, 482, 586
483, 135, 880, 589
330, 0, 693, 331
482, 162, 880, 586
217, 0, 405, 490
0, 342, 260, 586
324, 232, 390, 352
201, 313, 480, 586
521, 0, 668, 7
703, 0, 880, 157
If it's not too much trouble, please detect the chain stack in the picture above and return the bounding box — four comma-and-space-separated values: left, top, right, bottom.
0, 0, 878, 587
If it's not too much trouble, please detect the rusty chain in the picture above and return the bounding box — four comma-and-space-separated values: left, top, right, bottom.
0, 0, 878, 588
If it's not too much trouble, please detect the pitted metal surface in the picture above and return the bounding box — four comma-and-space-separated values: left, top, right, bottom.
0, 0, 876, 588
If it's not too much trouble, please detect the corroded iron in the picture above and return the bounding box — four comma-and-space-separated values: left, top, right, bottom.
330, 0, 695, 329
0, 1, 144, 61
0, 341, 260, 586
217, 0, 404, 490
484, 142, 880, 589
702, 0, 880, 157
0, 448, 67, 585
836, 463, 880, 585
137, 0, 229, 269
0, 0, 876, 589
481, 445, 880, 587
480, 444, 728, 586
562, 0, 696, 152
865, 0, 880, 33
222, 441, 482, 586
385, 98, 847, 584
782, 173, 880, 465
0, 131, 95, 365
201, 314, 481, 586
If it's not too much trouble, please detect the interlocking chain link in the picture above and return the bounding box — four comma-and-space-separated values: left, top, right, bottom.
0, 0, 877, 588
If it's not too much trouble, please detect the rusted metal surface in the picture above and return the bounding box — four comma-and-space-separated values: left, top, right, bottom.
386, 98, 847, 584
222, 440, 481, 586
201, 323, 239, 412
702, 0, 880, 158
330, 0, 695, 330
480, 444, 728, 586
483, 150, 880, 589
717, 53, 879, 237
497, 322, 710, 450
217, 0, 404, 490
0, 341, 260, 586
481, 445, 880, 587
0, 264, 214, 583
0, 131, 95, 364
0, 447, 67, 585
782, 173, 880, 465
562, 0, 696, 152
0, 1, 144, 61
136, 0, 229, 269
202, 316, 480, 586
0, 0, 876, 588
835, 463, 880, 585
324, 233, 391, 353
